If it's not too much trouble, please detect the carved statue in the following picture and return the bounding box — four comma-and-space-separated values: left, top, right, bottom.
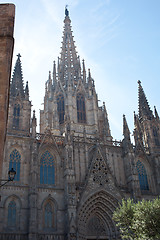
65, 6, 69, 17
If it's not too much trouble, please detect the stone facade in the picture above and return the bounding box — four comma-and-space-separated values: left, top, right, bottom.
0, 3, 15, 179
1, 8, 160, 240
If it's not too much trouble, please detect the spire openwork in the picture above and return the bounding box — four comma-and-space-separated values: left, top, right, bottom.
138, 80, 153, 121
58, 7, 81, 88
10, 54, 25, 98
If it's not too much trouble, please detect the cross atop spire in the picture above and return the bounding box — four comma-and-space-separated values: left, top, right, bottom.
10, 53, 25, 98
17, 53, 21, 58
138, 80, 153, 121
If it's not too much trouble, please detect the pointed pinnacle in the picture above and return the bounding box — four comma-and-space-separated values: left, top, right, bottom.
33, 110, 36, 118
138, 80, 153, 121
123, 114, 130, 140
88, 68, 91, 79
49, 71, 51, 79
154, 106, 159, 119
25, 81, 29, 96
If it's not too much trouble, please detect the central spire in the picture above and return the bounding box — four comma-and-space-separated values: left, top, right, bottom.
58, 7, 81, 88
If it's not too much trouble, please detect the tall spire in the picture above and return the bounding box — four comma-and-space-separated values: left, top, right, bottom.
138, 80, 153, 121
82, 59, 86, 83
59, 6, 80, 88
53, 60, 57, 87
10, 54, 25, 98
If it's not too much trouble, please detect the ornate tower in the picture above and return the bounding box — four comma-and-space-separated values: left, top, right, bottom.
39, 7, 114, 239
40, 8, 112, 141
7, 54, 31, 135
134, 80, 160, 154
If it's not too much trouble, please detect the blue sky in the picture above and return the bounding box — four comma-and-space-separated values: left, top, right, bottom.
1, 0, 160, 140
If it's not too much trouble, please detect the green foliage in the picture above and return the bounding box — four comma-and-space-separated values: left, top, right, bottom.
113, 197, 160, 240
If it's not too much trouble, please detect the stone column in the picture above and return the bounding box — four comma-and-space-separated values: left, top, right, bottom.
28, 142, 38, 240
0, 4, 15, 178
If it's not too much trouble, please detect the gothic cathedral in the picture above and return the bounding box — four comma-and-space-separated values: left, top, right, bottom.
1, 8, 160, 240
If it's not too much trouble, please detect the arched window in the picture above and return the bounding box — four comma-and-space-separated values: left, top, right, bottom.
44, 202, 54, 228
9, 149, 21, 181
57, 94, 65, 124
136, 160, 149, 191
13, 104, 20, 129
40, 151, 55, 184
7, 201, 16, 227
77, 93, 86, 123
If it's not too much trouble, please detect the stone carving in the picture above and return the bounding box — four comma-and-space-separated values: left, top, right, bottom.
92, 157, 108, 185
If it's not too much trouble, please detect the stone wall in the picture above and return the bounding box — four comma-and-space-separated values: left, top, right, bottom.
0, 4, 15, 178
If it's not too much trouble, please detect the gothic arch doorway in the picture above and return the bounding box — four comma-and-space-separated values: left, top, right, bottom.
77, 191, 120, 240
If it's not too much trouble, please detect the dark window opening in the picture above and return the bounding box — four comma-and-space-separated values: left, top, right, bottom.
57, 94, 65, 124
136, 160, 149, 191
13, 104, 20, 129
77, 93, 86, 123
153, 127, 160, 146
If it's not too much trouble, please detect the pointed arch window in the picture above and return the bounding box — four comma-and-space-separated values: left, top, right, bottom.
7, 201, 16, 227
13, 104, 20, 129
57, 94, 65, 124
9, 149, 21, 181
136, 160, 149, 191
40, 151, 55, 184
44, 202, 54, 228
77, 93, 86, 123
